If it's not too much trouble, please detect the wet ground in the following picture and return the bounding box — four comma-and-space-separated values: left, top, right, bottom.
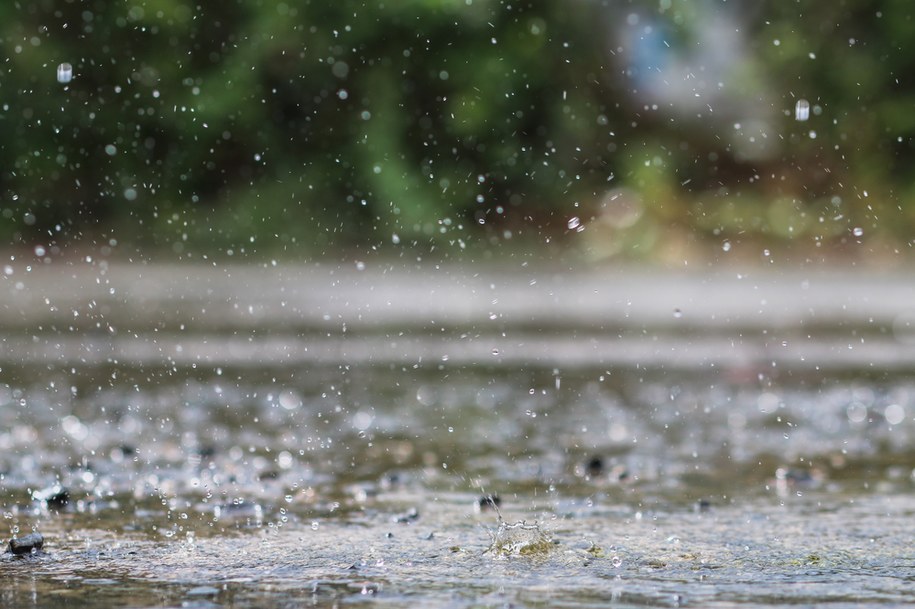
1, 261, 914, 607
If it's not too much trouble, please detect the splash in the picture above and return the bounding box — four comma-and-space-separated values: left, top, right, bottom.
486, 520, 554, 557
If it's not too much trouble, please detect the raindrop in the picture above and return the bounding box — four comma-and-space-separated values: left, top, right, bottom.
795, 99, 810, 121
852, 227, 864, 237
56, 62, 73, 84
567, 216, 581, 230
105, 144, 117, 156
278, 390, 302, 410
722, 241, 731, 252
884, 404, 905, 425
673, 308, 682, 319
847, 402, 867, 424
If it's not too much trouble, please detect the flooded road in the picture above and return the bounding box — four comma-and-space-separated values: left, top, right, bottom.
1, 261, 914, 607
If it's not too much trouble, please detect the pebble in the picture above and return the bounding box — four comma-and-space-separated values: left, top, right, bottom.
9, 533, 44, 556
392, 507, 420, 523
474, 495, 501, 512
585, 456, 604, 477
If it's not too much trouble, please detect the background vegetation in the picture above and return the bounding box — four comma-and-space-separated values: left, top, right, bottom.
1, 0, 913, 262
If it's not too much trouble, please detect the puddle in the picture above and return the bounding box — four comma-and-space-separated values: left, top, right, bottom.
1, 264, 914, 607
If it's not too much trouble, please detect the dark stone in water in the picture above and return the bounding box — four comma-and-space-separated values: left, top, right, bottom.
9, 533, 44, 555
393, 507, 420, 523
585, 456, 604, 477
474, 495, 501, 512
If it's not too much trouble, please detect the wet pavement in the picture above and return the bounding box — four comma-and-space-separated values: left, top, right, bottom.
1, 261, 914, 607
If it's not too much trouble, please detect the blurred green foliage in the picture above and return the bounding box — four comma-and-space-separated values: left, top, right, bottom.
1, 0, 913, 260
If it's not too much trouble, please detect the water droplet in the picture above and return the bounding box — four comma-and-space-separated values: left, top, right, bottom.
491, 348, 500, 356
56, 62, 73, 84
567, 216, 581, 230
852, 227, 864, 237
722, 240, 731, 252
311, 521, 319, 530
104, 144, 117, 156
391, 233, 400, 245
355, 261, 366, 271
673, 308, 682, 319
795, 99, 810, 121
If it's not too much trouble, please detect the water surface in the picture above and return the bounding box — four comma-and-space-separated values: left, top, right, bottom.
1, 262, 914, 607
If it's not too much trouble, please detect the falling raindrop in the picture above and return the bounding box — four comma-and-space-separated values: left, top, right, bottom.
567, 216, 581, 230
852, 227, 864, 237
57, 62, 73, 84
795, 99, 810, 121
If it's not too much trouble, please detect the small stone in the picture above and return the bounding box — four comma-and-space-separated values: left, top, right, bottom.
392, 507, 420, 523
585, 456, 604, 477
9, 533, 44, 556
474, 495, 501, 513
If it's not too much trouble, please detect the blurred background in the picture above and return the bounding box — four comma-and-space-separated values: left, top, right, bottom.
1, 0, 912, 263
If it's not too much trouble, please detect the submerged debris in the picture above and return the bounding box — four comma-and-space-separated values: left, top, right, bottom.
8, 533, 44, 556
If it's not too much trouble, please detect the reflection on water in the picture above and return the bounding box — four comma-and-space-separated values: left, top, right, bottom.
1, 264, 914, 607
